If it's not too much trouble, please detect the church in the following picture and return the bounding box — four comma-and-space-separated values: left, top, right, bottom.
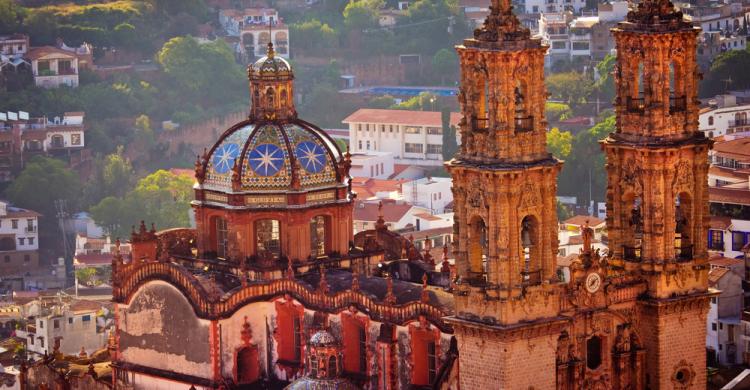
99, 0, 711, 388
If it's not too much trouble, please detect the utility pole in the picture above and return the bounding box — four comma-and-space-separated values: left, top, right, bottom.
54, 199, 72, 287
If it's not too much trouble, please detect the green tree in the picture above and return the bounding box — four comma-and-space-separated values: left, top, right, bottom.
441, 107, 458, 160
431, 48, 458, 85
557, 115, 615, 203
557, 200, 573, 221
290, 19, 338, 50
343, 0, 383, 30
5, 156, 81, 224
367, 95, 396, 108
147, 0, 208, 18
75, 267, 97, 286
113, 22, 138, 49
700, 48, 750, 97
594, 54, 616, 103
545, 102, 572, 122
90, 170, 193, 239
546, 72, 594, 108
390, 92, 438, 111
0, 0, 23, 34
546, 127, 573, 159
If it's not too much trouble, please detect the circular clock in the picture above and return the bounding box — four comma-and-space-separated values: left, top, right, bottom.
585, 273, 602, 293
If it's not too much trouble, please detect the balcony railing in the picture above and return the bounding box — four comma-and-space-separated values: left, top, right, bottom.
626, 97, 646, 113
25, 226, 36, 233
670, 96, 687, 113
623, 246, 642, 262
675, 245, 693, 262
729, 120, 749, 128
514, 116, 534, 132
472, 117, 489, 131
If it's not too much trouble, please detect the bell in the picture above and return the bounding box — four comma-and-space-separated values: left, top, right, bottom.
522, 228, 533, 247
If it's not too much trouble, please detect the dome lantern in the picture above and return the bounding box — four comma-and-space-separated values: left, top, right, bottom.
249, 42, 296, 121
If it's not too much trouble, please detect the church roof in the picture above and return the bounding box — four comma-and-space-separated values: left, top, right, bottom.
201, 120, 343, 193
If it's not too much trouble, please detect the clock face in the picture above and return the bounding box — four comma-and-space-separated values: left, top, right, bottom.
585, 273, 602, 293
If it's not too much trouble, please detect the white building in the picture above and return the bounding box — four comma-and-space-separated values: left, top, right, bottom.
0, 200, 40, 279
401, 177, 453, 214
678, 1, 748, 33
16, 299, 108, 357
699, 95, 750, 138
26, 46, 79, 88
539, 12, 572, 65
353, 200, 431, 233
343, 109, 461, 167
707, 265, 744, 366
349, 152, 395, 179
219, 8, 290, 59
525, 0, 586, 15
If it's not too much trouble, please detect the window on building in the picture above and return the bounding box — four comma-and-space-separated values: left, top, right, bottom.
732, 231, 748, 251
720, 322, 724, 330
572, 42, 589, 50
359, 326, 367, 372
37, 60, 50, 73
215, 217, 228, 259
68, 317, 73, 324
293, 316, 302, 361
712, 322, 717, 331
427, 341, 437, 383
366, 124, 370, 131
710, 230, 724, 250
11, 219, 17, 229
729, 325, 735, 342
358, 140, 362, 150
552, 41, 566, 49
28, 237, 34, 245
405, 143, 424, 153
256, 219, 281, 259
426, 127, 442, 135
29, 336, 33, 345
54, 319, 59, 329
310, 216, 327, 257
39, 337, 44, 348
389, 125, 394, 132
711, 297, 717, 304
17, 238, 24, 246
381, 125, 385, 132
720, 343, 723, 350
0, 238, 14, 251
426, 144, 442, 154
366, 141, 371, 150
586, 336, 602, 370
82, 315, 91, 322
39, 320, 44, 329
404, 126, 422, 134
358, 124, 362, 132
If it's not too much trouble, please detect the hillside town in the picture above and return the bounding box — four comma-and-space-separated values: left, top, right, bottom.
0, 0, 750, 388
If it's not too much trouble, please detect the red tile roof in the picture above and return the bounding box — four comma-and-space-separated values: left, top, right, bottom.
563, 215, 605, 227
713, 138, 750, 162
710, 255, 744, 268
709, 187, 750, 206
69, 299, 105, 313
354, 201, 413, 222
26, 46, 76, 60
710, 216, 733, 230
407, 226, 453, 241
343, 109, 461, 127
74, 253, 112, 267
709, 165, 749, 181
709, 267, 730, 286
351, 177, 404, 199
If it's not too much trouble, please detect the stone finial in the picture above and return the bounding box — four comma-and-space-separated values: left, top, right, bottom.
421, 273, 430, 304
582, 220, 594, 255
473, 0, 530, 42
194, 155, 205, 183
231, 159, 242, 191
290, 158, 302, 191
375, 201, 386, 230
351, 267, 360, 292
287, 257, 295, 280
241, 316, 252, 346
384, 274, 396, 305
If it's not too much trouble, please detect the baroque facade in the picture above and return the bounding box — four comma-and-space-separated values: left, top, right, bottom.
447, 0, 711, 388
72, 0, 712, 388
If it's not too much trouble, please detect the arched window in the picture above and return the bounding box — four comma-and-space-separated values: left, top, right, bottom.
623, 195, 643, 261
675, 193, 693, 260
310, 215, 328, 257
514, 81, 533, 132
342, 314, 367, 375
586, 336, 602, 370
266, 87, 275, 110
521, 215, 541, 284
256, 219, 280, 259
280, 89, 288, 107
236, 346, 260, 384
468, 216, 488, 283
328, 356, 338, 378
310, 354, 318, 377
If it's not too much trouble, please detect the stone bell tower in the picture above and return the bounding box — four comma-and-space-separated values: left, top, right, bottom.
603, 0, 711, 387
445, 0, 565, 387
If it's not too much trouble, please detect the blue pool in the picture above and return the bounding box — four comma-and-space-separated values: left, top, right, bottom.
367, 86, 458, 97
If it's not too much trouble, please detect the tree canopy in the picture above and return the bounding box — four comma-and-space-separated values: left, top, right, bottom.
5, 156, 81, 223
546, 71, 594, 108
546, 127, 573, 159
700, 48, 750, 97
557, 115, 615, 204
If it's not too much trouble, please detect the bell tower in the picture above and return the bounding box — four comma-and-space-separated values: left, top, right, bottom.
604, 0, 711, 387
446, 0, 565, 387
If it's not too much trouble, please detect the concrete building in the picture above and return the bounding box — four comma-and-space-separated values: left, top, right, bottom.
699, 95, 750, 138
26, 47, 80, 88
343, 109, 460, 167
0, 111, 87, 182
353, 200, 431, 233
401, 176, 453, 214
15, 298, 108, 357
707, 265, 744, 366
348, 151, 394, 179
0, 200, 40, 280
219, 8, 290, 59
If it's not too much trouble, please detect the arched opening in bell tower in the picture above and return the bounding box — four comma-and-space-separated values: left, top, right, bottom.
675, 193, 693, 261
472, 64, 490, 131
627, 62, 646, 113
514, 80, 533, 132
520, 215, 541, 284
468, 216, 488, 284
669, 62, 686, 113
622, 193, 643, 261
265, 87, 275, 111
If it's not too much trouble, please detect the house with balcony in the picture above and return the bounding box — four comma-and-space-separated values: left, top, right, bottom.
699, 94, 750, 138
0, 111, 86, 181
0, 200, 40, 280
568, 16, 596, 60
344, 109, 460, 167
539, 12, 572, 66
219, 8, 289, 60
26, 46, 79, 88
525, 0, 586, 15
0, 34, 30, 75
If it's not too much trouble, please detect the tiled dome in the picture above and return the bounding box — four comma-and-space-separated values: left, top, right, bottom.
309, 330, 338, 347
249, 43, 292, 80
201, 120, 343, 193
